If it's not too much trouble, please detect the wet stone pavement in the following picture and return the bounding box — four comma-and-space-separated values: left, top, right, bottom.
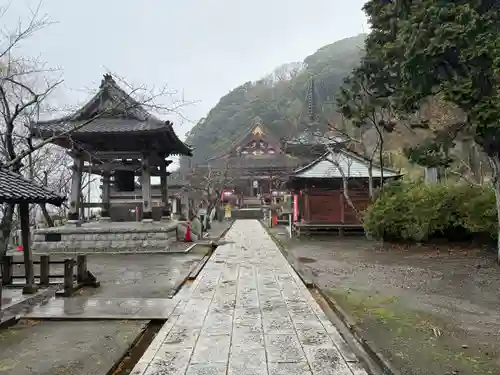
131, 219, 367, 375
24, 297, 180, 320
20, 253, 201, 320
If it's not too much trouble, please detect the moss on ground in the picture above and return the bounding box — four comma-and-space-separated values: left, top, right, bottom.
327, 289, 498, 375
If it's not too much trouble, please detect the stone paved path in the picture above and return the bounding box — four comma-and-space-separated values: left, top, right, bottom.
131, 220, 369, 375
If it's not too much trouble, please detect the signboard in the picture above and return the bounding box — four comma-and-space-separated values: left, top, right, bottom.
252, 180, 259, 188
292, 194, 298, 222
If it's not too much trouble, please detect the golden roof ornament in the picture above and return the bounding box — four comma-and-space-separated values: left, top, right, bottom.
252, 125, 264, 136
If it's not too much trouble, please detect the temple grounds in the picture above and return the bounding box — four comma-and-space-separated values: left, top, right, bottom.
269, 226, 500, 375
0, 251, 206, 375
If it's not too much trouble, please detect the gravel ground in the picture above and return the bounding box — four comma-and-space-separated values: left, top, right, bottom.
270, 226, 500, 375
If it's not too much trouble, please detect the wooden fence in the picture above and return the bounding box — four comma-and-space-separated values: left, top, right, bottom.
0, 254, 100, 309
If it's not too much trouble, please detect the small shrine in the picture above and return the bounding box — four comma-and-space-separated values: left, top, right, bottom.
288, 148, 401, 234
30, 74, 192, 254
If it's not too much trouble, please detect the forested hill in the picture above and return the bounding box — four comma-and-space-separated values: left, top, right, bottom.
184, 34, 366, 166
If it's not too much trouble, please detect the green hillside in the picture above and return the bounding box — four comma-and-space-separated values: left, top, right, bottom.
184, 34, 366, 165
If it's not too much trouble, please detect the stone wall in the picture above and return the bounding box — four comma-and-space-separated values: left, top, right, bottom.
32, 223, 178, 254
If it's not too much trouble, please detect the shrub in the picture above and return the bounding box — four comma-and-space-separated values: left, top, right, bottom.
364, 181, 497, 242
456, 185, 497, 240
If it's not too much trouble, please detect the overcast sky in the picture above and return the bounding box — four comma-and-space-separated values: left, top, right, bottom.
6, 0, 369, 141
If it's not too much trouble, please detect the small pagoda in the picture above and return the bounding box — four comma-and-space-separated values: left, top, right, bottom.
283, 78, 348, 160
32, 74, 192, 223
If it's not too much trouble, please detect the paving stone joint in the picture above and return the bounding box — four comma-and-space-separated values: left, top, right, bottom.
130, 219, 368, 375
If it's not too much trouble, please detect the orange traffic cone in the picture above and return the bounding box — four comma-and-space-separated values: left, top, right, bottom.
184, 221, 192, 242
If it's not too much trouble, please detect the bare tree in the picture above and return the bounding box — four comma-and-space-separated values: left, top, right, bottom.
323, 143, 364, 223
0, 2, 64, 253
184, 160, 234, 226
0, 3, 193, 255
267, 62, 306, 82
337, 73, 397, 189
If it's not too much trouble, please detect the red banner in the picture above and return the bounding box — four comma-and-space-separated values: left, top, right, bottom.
293, 194, 298, 222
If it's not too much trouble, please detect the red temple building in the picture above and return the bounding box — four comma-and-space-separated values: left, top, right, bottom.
287, 148, 401, 234
201, 120, 300, 198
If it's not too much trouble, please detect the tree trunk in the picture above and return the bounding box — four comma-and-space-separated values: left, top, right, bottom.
206, 196, 222, 230
494, 187, 500, 263
341, 175, 362, 224
378, 139, 384, 186
40, 171, 55, 227
490, 157, 500, 264
0, 204, 15, 256
80, 194, 85, 221
368, 159, 374, 200
40, 204, 54, 227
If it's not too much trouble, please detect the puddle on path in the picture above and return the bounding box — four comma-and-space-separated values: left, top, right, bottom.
297, 256, 317, 264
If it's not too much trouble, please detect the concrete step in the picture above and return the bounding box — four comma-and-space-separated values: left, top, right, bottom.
232, 208, 263, 220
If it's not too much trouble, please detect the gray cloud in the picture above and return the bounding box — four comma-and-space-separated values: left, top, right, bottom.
6, 0, 368, 139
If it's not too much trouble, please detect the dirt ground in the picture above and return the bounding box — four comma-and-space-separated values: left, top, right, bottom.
1, 252, 205, 375
270, 227, 500, 375
0, 319, 146, 375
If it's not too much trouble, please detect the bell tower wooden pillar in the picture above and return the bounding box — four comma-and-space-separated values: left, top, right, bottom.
141, 154, 153, 222
160, 158, 170, 220
100, 171, 111, 221
68, 149, 84, 223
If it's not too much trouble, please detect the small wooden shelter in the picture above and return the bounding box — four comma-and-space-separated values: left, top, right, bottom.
31, 74, 192, 222
288, 149, 400, 228
0, 166, 65, 293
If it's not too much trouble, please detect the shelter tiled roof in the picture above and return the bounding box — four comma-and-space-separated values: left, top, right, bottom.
0, 167, 65, 205
291, 150, 401, 179
31, 74, 192, 156
34, 118, 174, 134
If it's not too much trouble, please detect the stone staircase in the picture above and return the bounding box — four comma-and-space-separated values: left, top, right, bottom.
232, 196, 264, 219
242, 196, 262, 208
